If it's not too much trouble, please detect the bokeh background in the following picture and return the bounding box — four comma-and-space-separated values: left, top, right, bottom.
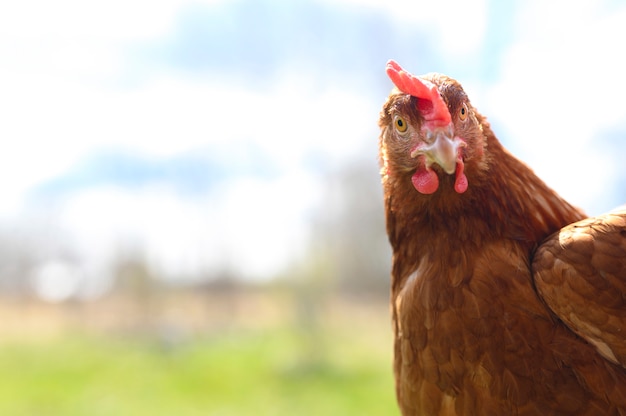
1, 0, 625, 414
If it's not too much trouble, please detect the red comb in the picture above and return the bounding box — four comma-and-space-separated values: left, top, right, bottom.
385, 60, 451, 127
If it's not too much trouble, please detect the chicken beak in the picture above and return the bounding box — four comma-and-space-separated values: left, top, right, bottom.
411, 127, 465, 174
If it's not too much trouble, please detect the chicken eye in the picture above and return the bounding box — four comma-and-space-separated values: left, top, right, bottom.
394, 115, 408, 133
459, 103, 468, 121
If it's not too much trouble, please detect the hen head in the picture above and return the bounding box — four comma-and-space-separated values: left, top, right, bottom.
379, 60, 488, 196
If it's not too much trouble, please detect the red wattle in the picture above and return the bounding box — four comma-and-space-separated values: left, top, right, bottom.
454, 161, 468, 194
412, 168, 439, 194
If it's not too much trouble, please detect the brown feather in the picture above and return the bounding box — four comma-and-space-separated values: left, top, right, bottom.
534, 208, 626, 368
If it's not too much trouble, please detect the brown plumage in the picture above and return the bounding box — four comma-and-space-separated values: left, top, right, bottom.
378, 60, 626, 415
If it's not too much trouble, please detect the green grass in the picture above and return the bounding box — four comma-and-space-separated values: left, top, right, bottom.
0, 326, 398, 415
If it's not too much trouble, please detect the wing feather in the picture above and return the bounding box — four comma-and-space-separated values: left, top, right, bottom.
533, 208, 626, 367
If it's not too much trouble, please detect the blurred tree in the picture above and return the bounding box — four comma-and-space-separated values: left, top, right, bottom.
111, 251, 162, 334
0, 224, 74, 299
281, 157, 391, 372
0, 233, 36, 297
312, 158, 391, 296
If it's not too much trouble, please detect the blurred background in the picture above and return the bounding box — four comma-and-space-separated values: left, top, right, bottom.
1, 0, 625, 414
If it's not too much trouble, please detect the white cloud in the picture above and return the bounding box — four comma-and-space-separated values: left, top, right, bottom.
0, 0, 378, 283
0, 57, 377, 201
0, 0, 186, 216
485, 1, 626, 215
316, 0, 488, 57
56, 185, 225, 279
52, 170, 322, 282
215, 172, 321, 279
0, 0, 214, 40
0, 57, 378, 281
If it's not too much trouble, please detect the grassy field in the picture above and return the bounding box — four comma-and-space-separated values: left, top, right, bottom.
0, 293, 398, 415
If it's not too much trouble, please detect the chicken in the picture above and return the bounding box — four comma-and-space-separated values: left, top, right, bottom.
378, 59, 626, 415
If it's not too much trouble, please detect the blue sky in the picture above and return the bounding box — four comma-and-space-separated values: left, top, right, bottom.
1, 0, 625, 296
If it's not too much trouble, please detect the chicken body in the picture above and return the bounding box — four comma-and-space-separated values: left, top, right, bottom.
379, 61, 626, 415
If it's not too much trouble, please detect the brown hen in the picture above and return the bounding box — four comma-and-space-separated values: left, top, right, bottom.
378, 60, 626, 415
